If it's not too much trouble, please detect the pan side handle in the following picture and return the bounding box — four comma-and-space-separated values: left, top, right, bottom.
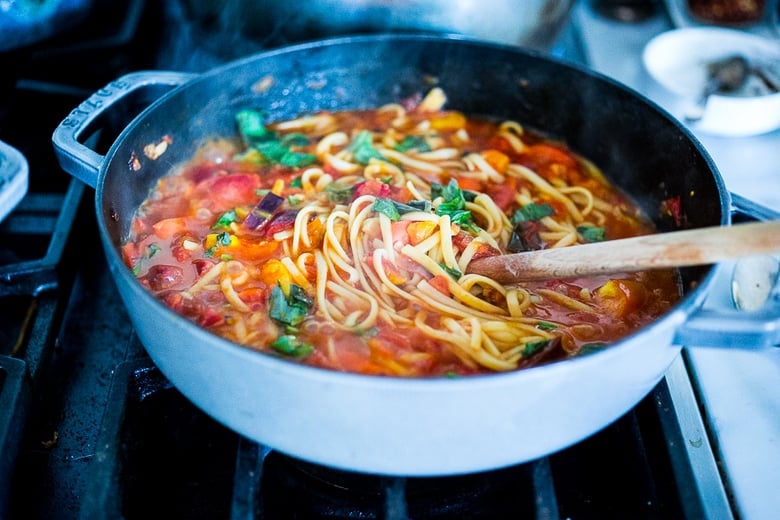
674, 193, 780, 349
52, 71, 197, 188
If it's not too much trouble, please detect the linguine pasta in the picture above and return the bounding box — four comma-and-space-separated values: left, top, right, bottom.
123, 88, 680, 377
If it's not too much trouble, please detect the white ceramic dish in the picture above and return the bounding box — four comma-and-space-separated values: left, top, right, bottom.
0, 140, 29, 223
642, 27, 780, 136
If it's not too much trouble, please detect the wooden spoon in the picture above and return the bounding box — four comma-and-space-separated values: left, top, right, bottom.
466, 220, 780, 283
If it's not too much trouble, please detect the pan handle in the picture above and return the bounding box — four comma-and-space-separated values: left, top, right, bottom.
52, 71, 197, 188
674, 193, 780, 349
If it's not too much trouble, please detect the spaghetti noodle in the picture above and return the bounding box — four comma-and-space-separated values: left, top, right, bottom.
123, 88, 681, 377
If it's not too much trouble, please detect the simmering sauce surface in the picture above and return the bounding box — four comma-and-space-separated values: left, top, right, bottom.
123, 89, 681, 377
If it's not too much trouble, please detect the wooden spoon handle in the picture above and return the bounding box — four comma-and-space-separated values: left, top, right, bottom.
466, 220, 780, 283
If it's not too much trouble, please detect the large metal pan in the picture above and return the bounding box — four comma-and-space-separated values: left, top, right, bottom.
52, 34, 780, 476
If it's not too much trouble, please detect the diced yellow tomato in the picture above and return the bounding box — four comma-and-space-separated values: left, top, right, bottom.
406, 221, 437, 245
303, 218, 325, 251
152, 217, 188, 239
381, 257, 407, 285
481, 149, 510, 174
595, 279, 647, 318
260, 259, 291, 294
430, 111, 466, 130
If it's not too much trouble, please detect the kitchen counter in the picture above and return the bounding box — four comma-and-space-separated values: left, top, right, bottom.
571, 4, 780, 519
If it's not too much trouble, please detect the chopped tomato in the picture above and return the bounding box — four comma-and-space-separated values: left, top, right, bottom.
259, 259, 291, 293
481, 149, 510, 174
429, 111, 466, 130
238, 287, 267, 304
152, 217, 188, 239
406, 221, 436, 245
451, 231, 500, 259
595, 279, 647, 318
454, 176, 483, 193
524, 143, 578, 168
428, 274, 451, 297
380, 257, 406, 285
122, 242, 140, 268
353, 179, 392, 200
304, 217, 325, 251
194, 173, 262, 211
391, 221, 411, 246
485, 175, 519, 212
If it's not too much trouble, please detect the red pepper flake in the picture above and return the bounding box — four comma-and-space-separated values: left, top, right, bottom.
660, 195, 684, 227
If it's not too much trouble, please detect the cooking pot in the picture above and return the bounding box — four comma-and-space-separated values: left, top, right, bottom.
52, 35, 780, 476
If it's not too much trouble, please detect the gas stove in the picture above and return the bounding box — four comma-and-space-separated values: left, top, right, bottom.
0, 1, 778, 518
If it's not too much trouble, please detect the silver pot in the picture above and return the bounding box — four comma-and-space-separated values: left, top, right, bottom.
183, 0, 574, 50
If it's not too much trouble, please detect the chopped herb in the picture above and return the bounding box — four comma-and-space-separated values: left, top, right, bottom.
271, 335, 314, 357
373, 198, 432, 221
287, 195, 302, 206
325, 180, 355, 204
432, 180, 479, 233
536, 321, 558, 331
524, 339, 549, 356
394, 135, 431, 153
512, 203, 554, 224
281, 133, 310, 147
269, 284, 313, 327
216, 232, 232, 246
580, 343, 607, 355
289, 176, 303, 188
372, 198, 401, 221
406, 200, 433, 212
213, 209, 238, 230
235, 109, 272, 143
577, 225, 606, 243
235, 109, 317, 168
279, 150, 317, 167
348, 130, 385, 164
439, 264, 462, 280
507, 220, 544, 252
220, 254, 233, 262
146, 243, 161, 258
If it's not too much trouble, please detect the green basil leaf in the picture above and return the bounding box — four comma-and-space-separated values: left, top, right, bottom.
512, 203, 555, 224
577, 225, 606, 243
372, 198, 401, 221
348, 130, 385, 164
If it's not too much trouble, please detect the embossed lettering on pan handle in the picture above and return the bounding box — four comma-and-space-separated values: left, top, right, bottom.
52, 71, 197, 188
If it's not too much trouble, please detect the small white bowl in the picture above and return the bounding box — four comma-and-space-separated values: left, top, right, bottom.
642, 27, 780, 136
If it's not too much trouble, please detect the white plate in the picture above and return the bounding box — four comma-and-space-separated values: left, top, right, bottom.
0, 141, 30, 223
642, 27, 780, 136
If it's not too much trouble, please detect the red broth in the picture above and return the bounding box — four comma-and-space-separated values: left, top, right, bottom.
123, 90, 680, 377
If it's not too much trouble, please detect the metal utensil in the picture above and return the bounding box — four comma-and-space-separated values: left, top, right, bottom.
731, 255, 780, 310
684, 54, 750, 122
466, 220, 780, 283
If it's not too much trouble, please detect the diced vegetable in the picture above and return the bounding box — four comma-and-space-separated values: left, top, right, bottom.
347, 130, 385, 164
268, 284, 313, 327
512, 203, 554, 223
271, 335, 315, 357
244, 192, 284, 230
577, 225, 606, 243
